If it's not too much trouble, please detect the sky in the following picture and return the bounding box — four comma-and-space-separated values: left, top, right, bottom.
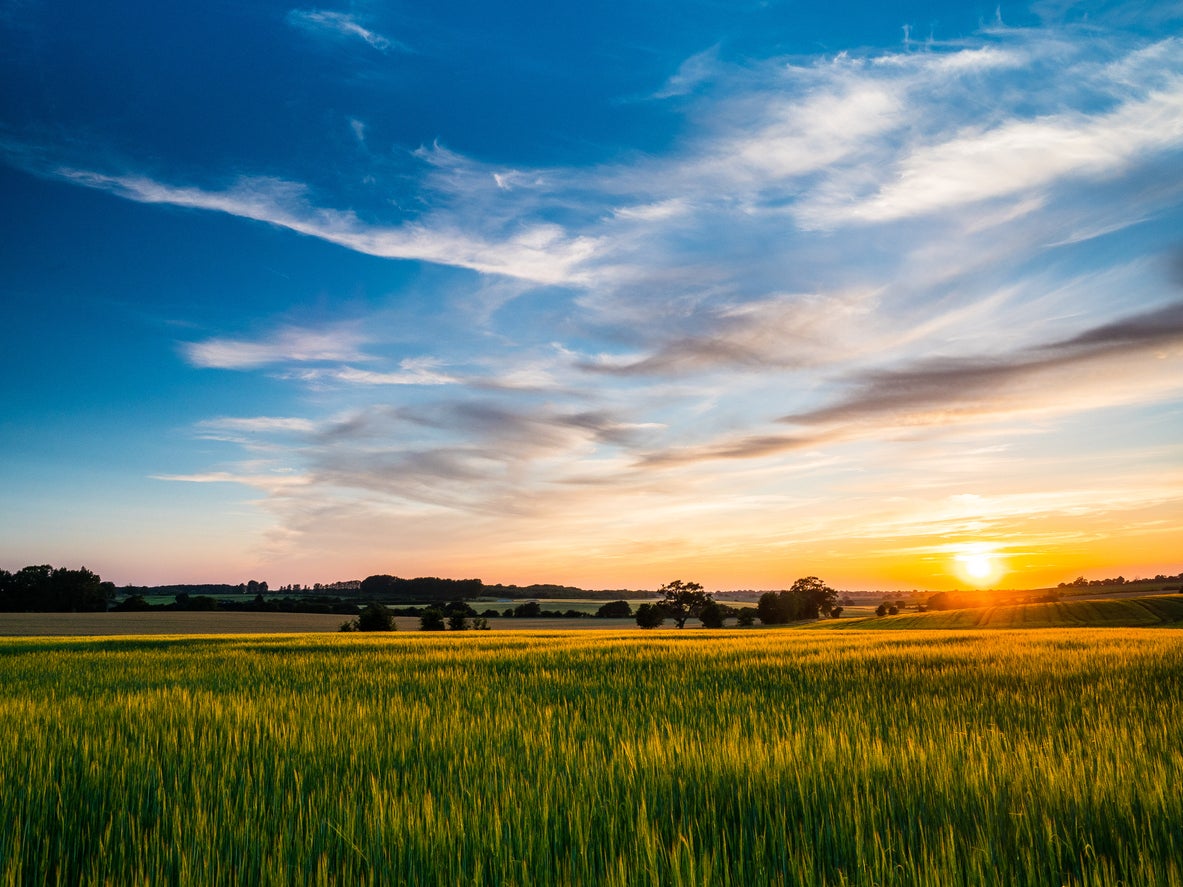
2, 0, 1181, 592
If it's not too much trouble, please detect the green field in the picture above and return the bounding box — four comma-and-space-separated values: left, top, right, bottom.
2, 629, 1182, 885
826, 594, 1183, 630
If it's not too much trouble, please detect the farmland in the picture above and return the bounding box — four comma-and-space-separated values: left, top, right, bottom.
2, 628, 1182, 885
832, 593, 1183, 630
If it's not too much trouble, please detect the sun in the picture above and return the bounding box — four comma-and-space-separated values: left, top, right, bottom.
962, 553, 992, 580
954, 544, 1005, 586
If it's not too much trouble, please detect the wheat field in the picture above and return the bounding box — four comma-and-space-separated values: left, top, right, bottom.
1, 628, 1181, 885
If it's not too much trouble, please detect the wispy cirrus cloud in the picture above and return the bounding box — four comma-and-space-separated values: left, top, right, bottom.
783, 299, 1183, 428
182, 324, 372, 369
152, 470, 312, 493
286, 9, 402, 52
199, 416, 318, 434
53, 169, 599, 285
580, 291, 876, 376
286, 359, 460, 387
633, 299, 1183, 469
11, 31, 1178, 306
811, 78, 1183, 226
652, 45, 721, 99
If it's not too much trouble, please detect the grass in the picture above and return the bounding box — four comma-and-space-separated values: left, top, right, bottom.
2, 628, 1182, 885
827, 594, 1183, 630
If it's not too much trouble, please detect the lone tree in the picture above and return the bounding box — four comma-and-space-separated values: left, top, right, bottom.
657, 579, 712, 629
340, 602, 396, 631
634, 603, 666, 628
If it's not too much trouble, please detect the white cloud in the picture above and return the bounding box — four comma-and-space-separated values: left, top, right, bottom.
198, 417, 318, 434
286, 9, 399, 52
290, 360, 459, 386
57, 169, 599, 284
611, 198, 692, 221
653, 45, 721, 99
825, 79, 1183, 224
153, 471, 312, 492
182, 325, 372, 369
718, 81, 904, 182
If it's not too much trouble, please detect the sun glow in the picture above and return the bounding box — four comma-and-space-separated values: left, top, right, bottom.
954, 544, 1005, 587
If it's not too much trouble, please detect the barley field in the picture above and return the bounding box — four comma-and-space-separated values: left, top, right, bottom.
1, 629, 1181, 885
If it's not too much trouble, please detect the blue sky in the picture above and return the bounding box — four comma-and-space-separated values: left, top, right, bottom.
2, 0, 1181, 589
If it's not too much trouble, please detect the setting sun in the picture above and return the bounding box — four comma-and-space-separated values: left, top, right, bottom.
954, 545, 1005, 587
963, 554, 992, 579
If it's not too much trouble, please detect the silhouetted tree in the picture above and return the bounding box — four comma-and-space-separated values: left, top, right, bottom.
657, 580, 712, 629
512, 601, 542, 618
698, 599, 725, 629
447, 612, 469, 630
360, 575, 483, 603
736, 608, 756, 627
876, 603, 889, 617
595, 600, 633, 618
635, 603, 665, 628
790, 576, 838, 618
357, 603, 396, 631
1, 566, 115, 612
758, 577, 839, 624
757, 591, 802, 624
420, 608, 446, 631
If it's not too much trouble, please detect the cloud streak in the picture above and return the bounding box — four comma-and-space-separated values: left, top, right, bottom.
628, 300, 1183, 469
784, 300, 1183, 428
54, 169, 599, 285
183, 324, 373, 369
286, 9, 401, 52
824, 79, 1183, 225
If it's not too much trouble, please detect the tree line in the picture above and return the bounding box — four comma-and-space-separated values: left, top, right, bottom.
1058, 573, 1183, 590
0, 566, 115, 612
626, 577, 841, 629
358, 575, 646, 602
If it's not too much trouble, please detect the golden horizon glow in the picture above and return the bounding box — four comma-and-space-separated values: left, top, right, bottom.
954, 544, 1006, 587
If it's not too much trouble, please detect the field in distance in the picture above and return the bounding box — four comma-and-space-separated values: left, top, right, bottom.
3, 592, 1182, 635
0, 610, 639, 636
2, 628, 1180, 885
828, 593, 1183, 630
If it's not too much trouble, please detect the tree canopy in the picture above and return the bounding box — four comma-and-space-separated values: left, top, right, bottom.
0, 565, 115, 612
657, 579, 713, 629
359, 575, 482, 603
757, 577, 838, 624
634, 603, 666, 628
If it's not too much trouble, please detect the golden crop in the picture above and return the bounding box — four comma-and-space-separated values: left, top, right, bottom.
1, 628, 1180, 885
